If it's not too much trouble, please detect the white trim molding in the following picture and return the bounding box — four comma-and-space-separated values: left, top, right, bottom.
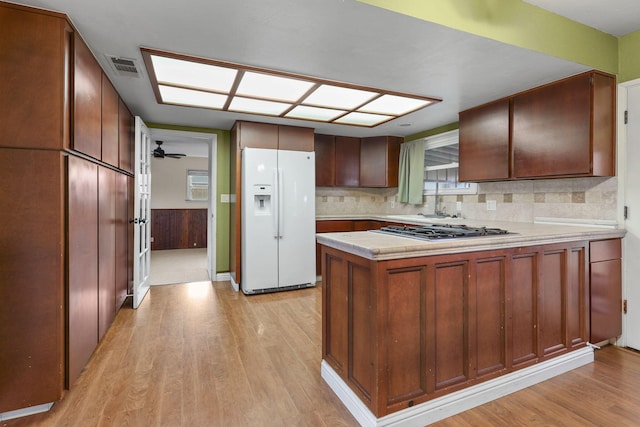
321, 346, 594, 427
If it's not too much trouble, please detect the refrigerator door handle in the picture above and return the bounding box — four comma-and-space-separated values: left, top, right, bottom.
273, 168, 279, 238
278, 167, 284, 238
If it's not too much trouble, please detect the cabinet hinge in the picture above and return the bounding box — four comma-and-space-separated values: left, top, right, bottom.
625, 110, 629, 124
623, 299, 628, 314
624, 206, 629, 220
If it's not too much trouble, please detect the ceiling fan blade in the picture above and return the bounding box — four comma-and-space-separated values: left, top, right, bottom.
165, 153, 186, 159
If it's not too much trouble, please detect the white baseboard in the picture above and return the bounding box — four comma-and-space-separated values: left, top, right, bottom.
0, 402, 53, 422
229, 276, 240, 292
215, 272, 231, 282
321, 346, 594, 427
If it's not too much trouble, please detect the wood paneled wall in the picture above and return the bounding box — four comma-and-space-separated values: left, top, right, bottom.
151, 209, 207, 250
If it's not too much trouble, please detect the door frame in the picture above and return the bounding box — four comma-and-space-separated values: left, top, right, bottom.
617, 77, 640, 348
149, 128, 218, 279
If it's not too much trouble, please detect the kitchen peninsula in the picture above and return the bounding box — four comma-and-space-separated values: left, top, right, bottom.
317, 217, 625, 426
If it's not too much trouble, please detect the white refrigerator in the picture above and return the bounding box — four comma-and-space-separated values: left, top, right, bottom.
241, 147, 316, 294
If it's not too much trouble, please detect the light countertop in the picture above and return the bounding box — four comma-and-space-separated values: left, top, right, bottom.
315, 215, 625, 260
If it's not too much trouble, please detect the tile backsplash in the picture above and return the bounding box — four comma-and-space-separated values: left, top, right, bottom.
316, 176, 618, 223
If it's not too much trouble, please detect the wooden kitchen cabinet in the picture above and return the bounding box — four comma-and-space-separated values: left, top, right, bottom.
590, 239, 622, 343
1, 2, 135, 414
321, 240, 589, 417
101, 75, 120, 166
314, 134, 336, 186
0, 4, 71, 150
118, 98, 134, 174
335, 136, 361, 187
512, 71, 615, 178
0, 149, 65, 413
459, 99, 510, 181
73, 33, 103, 160
360, 136, 402, 187
459, 70, 615, 181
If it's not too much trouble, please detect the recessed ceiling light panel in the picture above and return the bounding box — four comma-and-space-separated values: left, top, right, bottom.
151, 55, 237, 92
159, 85, 228, 109
285, 105, 346, 121
359, 94, 432, 115
302, 85, 379, 110
142, 48, 441, 127
236, 72, 315, 102
228, 97, 292, 116
334, 112, 393, 127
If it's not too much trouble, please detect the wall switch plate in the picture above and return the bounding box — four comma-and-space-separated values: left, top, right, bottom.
221, 194, 230, 203
456, 201, 462, 211
486, 200, 497, 211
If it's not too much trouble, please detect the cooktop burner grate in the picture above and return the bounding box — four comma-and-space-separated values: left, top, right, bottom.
373, 224, 511, 240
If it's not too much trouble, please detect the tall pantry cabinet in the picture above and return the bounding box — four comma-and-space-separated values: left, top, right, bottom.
0, 2, 134, 415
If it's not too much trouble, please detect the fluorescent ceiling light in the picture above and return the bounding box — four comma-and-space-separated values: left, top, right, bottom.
151, 55, 237, 92
334, 112, 393, 127
285, 105, 346, 121
236, 71, 315, 102
228, 97, 292, 116
142, 48, 441, 127
359, 94, 433, 115
302, 85, 378, 110
159, 85, 228, 109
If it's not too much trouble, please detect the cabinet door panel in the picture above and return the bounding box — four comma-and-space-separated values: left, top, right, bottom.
115, 173, 129, 309
360, 136, 401, 187
323, 250, 349, 374
68, 155, 99, 387
430, 261, 469, 391
513, 74, 591, 178
510, 252, 538, 367
1, 6, 69, 150
101, 75, 119, 166
98, 167, 117, 341
459, 100, 510, 182
591, 259, 622, 342
0, 149, 64, 412
278, 125, 314, 151
567, 245, 588, 348
350, 263, 375, 403
475, 256, 506, 377
540, 249, 567, 357
335, 136, 360, 187
315, 134, 335, 187
73, 34, 102, 159
237, 121, 278, 149
118, 99, 133, 173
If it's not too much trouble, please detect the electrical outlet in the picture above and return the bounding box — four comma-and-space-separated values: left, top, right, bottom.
486, 200, 497, 211
456, 201, 462, 211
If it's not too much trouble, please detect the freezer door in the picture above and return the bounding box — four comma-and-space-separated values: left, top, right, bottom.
241, 148, 278, 293
277, 150, 316, 287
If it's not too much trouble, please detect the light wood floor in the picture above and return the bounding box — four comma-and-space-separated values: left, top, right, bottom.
5, 281, 640, 427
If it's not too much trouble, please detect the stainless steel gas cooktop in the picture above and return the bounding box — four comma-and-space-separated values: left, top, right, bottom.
373, 224, 511, 241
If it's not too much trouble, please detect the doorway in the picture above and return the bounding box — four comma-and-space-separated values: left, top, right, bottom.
148, 128, 217, 285
619, 79, 640, 350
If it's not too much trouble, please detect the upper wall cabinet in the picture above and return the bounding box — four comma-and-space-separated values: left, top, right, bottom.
0, 5, 71, 150
101, 75, 120, 166
315, 134, 403, 188
118, 99, 134, 174
360, 136, 402, 187
234, 121, 314, 151
73, 34, 103, 160
459, 70, 616, 182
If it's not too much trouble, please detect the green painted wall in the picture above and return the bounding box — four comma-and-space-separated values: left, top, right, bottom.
620, 29, 640, 83
147, 123, 230, 273
357, 0, 618, 74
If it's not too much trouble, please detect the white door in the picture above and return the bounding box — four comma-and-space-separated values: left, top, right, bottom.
133, 116, 152, 308
277, 150, 316, 288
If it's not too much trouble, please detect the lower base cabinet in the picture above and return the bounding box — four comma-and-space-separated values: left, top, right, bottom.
321, 241, 589, 417
590, 239, 622, 343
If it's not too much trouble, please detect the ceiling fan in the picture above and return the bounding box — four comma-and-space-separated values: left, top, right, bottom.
153, 141, 186, 159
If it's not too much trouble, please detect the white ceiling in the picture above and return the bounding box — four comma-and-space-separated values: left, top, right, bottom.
8, 0, 640, 148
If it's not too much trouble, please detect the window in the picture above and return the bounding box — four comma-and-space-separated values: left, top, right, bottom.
423, 130, 477, 195
186, 170, 209, 201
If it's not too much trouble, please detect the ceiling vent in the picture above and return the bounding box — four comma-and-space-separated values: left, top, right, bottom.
106, 55, 140, 77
